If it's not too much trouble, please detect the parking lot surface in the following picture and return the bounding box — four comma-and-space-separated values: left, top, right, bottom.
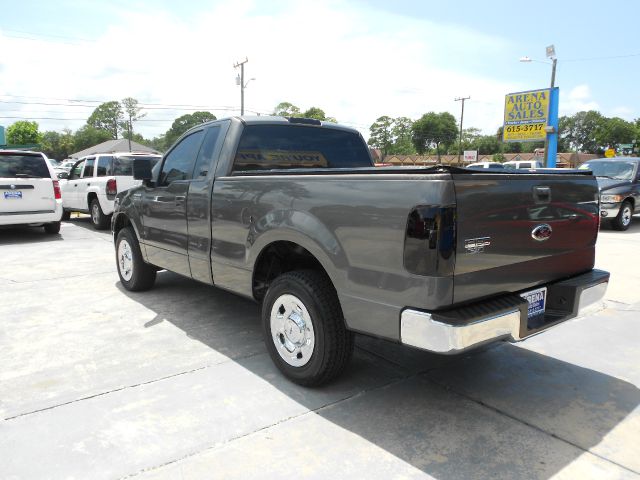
1, 217, 639, 479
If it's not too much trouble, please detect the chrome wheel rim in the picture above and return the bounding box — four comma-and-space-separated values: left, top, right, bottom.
270, 294, 315, 367
92, 203, 100, 224
118, 239, 134, 281
622, 206, 632, 226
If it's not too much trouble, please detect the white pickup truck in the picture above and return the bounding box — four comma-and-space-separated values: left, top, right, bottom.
60, 152, 161, 229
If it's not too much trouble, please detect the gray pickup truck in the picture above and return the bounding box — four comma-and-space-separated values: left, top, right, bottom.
112, 116, 609, 386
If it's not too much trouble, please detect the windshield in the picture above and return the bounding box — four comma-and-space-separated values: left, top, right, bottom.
0, 153, 50, 178
580, 161, 636, 180
114, 155, 162, 175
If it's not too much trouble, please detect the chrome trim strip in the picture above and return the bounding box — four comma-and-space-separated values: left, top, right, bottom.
401, 309, 521, 354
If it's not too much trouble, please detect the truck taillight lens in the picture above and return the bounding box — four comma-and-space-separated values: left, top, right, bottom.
404, 205, 456, 276
106, 178, 117, 196
53, 180, 61, 199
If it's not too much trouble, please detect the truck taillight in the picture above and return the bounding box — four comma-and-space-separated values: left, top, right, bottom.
106, 178, 117, 196
404, 205, 456, 276
53, 180, 61, 199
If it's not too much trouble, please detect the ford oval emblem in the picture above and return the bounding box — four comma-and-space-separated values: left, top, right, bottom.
531, 224, 552, 241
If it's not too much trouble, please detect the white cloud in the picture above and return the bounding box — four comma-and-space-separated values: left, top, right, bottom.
0, 1, 525, 139
559, 84, 599, 116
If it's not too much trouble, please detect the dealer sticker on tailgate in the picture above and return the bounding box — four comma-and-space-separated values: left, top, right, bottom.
4, 191, 22, 199
521, 286, 547, 319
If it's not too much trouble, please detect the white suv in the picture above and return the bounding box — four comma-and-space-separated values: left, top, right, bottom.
503, 160, 543, 169
0, 150, 63, 234
60, 152, 162, 229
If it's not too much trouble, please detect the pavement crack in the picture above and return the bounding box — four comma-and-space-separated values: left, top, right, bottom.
3, 352, 264, 422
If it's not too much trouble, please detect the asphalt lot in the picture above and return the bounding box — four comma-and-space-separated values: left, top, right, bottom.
1, 217, 639, 479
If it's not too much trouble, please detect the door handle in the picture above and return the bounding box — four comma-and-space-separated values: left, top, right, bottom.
175, 195, 186, 206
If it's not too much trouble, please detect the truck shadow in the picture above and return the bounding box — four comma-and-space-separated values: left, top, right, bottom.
120, 271, 640, 478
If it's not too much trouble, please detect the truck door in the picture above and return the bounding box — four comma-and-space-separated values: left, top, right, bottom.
185, 124, 226, 284
141, 129, 205, 276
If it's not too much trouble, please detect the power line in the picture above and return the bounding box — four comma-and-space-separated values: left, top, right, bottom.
563, 52, 640, 63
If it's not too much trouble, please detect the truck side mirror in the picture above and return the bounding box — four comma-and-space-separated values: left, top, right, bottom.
133, 159, 153, 183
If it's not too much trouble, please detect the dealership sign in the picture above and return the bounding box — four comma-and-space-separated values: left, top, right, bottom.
503, 88, 550, 142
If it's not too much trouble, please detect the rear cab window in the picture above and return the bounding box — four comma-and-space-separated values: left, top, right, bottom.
0, 153, 50, 178
232, 125, 372, 172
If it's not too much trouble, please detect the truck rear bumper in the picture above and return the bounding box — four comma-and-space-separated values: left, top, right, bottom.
400, 269, 609, 354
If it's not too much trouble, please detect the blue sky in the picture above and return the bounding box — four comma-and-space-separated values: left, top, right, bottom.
0, 0, 638, 139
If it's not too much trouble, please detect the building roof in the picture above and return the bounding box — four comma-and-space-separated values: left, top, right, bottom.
70, 139, 160, 158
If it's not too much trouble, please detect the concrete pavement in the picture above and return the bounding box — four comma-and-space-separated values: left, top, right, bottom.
0, 217, 639, 479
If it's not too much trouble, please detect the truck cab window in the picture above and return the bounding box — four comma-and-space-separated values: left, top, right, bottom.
193, 126, 221, 178
233, 125, 372, 172
159, 130, 204, 185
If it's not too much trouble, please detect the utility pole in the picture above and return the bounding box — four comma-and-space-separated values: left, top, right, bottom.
454, 96, 470, 165
234, 57, 248, 116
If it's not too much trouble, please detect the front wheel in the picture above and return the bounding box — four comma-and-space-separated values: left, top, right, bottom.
90, 199, 110, 230
612, 201, 633, 231
262, 270, 354, 386
115, 227, 156, 291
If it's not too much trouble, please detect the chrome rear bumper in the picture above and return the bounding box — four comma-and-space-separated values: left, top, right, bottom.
401, 270, 609, 354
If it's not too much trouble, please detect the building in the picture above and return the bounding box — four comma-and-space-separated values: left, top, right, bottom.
70, 139, 160, 159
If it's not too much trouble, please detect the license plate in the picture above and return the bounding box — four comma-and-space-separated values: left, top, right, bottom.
3, 191, 22, 199
521, 286, 547, 319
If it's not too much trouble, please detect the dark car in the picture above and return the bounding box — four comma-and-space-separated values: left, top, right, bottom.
579, 157, 640, 230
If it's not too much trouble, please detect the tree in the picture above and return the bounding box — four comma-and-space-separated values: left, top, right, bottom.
411, 112, 458, 160
597, 117, 636, 149
87, 101, 123, 139
164, 111, 216, 148
6, 120, 41, 145
368, 116, 394, 156
563, 110, 604, 153
73, 125, 112, 152
121, 97, 145, 143
302, 107, 337, 122
390, 117, 416, 155
273, 102, 301, 117
40, 129, 75, 159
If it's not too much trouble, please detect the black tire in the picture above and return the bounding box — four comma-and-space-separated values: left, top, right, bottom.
90, 198, 110, 230
612, 201, 633, 231
115, 227, 156, 291
262, 270, 354, 386
61, 210, 71, 221
44, 221, 61, 234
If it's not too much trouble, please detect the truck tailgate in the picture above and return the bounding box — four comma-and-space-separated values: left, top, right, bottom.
452, 172, 599, 304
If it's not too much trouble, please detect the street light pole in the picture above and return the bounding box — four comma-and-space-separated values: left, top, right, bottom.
234, 57, 248, 116
454, 96, 470, 165
519, 47, 558, 167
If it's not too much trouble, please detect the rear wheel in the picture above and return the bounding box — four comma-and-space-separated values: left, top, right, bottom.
90, 199, 110, 230
44, 222, 61, 234
262, 270, 354, 386
612, 201, 633, 231
116, 227, 156, 291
